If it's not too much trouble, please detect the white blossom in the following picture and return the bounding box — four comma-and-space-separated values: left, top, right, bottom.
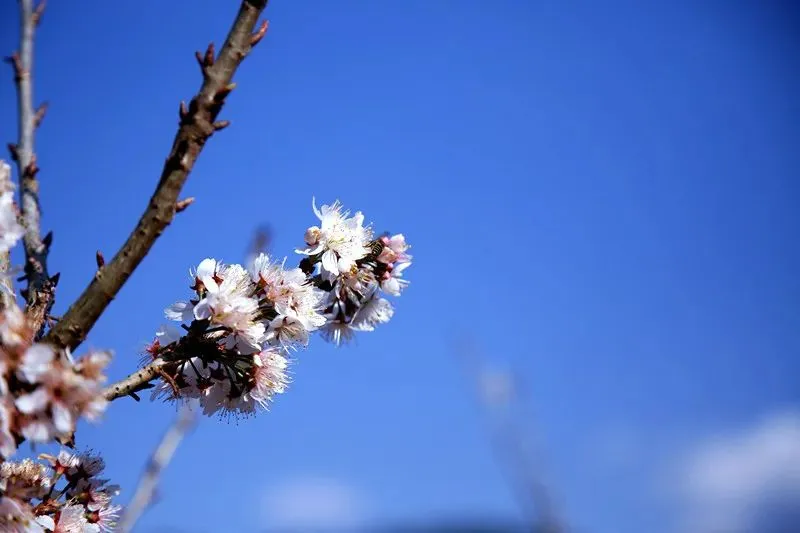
0, 161, 24, 255
380, 260, 411, 296
296, 198, 372, 280
14, 348, 109, 443
319, 320, 356, 346
351, 295, 394, 332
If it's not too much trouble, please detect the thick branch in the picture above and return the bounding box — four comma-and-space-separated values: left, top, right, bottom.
103, 358, 168, 401
116, 405, 196, 533
44, 0, 269, 352
8, 0, 54, 336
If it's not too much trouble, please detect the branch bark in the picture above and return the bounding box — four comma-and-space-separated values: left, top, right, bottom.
103, 358, 169, 402
44, 0, 270, 352
116, 405, 197, 533
8, 0, 55, 337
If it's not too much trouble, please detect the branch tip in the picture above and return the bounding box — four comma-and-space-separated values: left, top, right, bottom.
24, 155, 39, 178
250, 20, 269, 46
95, 251, 105, 269
175, 197, 195, 213
212, 120, 230, 131
213, 83, 236, 102
49, 272, 60, 287
4, 53, 22, 79
33, 0, 47, 26
34, 102, 48, 128
178, 101, 188, 120
204, 43, 216, 67
42, 231, 53, 248
195, 43, 215, 74
6, 144, 18, 161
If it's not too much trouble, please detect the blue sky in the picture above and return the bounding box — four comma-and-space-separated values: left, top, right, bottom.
1, 1, 798, 532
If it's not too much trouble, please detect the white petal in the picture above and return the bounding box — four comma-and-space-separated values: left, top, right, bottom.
321, 250, 339, 275
52, 402, 74, 433
19, 343, 56, 383
193, 298, 212, 320
164, 301, 192, 322
155, 324, 183, 344
21, 419, 53, 442
381, 277, 401, 296
312, 196, 323, 220
15, 387, 49, 414
196, 258, 217, 279
36, 515, 55, 530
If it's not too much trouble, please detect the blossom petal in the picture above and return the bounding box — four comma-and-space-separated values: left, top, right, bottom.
15, 388, 49, 414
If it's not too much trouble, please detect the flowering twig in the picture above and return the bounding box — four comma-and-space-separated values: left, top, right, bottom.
116, 405, 197, 533
44, 0, 270, 352
7, 0, 55, 338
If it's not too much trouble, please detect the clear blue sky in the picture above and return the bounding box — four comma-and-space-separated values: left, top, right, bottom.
1, 1, 798, 532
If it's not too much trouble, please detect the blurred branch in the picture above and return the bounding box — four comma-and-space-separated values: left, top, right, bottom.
117, 405, 197, 533
44, 0, 271, 352
453, 338, 567, 533
7, 0, 55, 337
0, 162, 16, 310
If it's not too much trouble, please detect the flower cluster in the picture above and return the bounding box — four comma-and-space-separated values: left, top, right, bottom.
0, 449, 121, 532
0, 302, 111, 458
298, 199, 412, 345
147, 198, 411, 418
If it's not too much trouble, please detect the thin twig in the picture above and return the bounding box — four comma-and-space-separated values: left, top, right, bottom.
103, 358, 169, 402
44, 0, 270, 352
8, 0, 54, 337
116, 405, 197, 533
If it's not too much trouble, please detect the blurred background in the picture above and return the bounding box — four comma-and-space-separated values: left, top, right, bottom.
1, 1, 798, 532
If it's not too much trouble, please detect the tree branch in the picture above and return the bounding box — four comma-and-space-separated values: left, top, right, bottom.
44, 0, 270, 352
7, 0, 55, 337
103, 358, 169, 402
116, 405, 197, 533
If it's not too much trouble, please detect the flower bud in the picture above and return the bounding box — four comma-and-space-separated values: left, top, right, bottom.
304, 226, 321, 246
377, 247, 397, 264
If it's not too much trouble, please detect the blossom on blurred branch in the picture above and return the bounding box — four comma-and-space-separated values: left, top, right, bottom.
0, 299, 110, 455
0, 449, 121, 531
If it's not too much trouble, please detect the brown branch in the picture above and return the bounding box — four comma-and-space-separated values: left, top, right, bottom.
8, 0, 54, 338
44, 0, 270, 352
116, 405, 197, 533
103, 358, 169, 402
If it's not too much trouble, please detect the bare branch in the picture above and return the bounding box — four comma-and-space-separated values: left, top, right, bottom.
116, 405, 197, 533
44, 0, 270, 352
8, 0, 54, 337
